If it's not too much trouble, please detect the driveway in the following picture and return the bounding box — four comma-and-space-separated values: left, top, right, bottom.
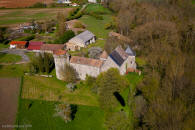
0, 49, 30, 64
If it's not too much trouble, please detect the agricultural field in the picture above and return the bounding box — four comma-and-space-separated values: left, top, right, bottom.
22, 76, 99, 106
0, 78, 21, 129
0, 53, 22, 64
0, 0, 53, 8
17, 99, 105, 130
0, 8, 73, 26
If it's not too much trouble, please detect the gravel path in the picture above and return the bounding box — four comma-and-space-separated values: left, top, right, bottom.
0, 49, 30, 65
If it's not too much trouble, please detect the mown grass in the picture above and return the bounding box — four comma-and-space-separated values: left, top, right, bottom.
79, 15, 112, 39
0, 64, 28, 77
17, 99, 105, 130
84, 4, 111, 14
0, 53, 22, 63
22, 76, 99, 106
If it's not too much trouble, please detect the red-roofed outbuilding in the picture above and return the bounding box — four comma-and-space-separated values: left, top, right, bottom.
9, 41, 28, 49
27, 41, 44, 51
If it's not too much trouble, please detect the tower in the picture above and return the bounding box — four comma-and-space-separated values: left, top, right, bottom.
53, 50, 69, 80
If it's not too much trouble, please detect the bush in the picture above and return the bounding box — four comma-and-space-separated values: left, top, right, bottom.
60, 64, 78, 83
54, 103, 72, 123
104, 22, 115, 30
67, 7, 83, 20
16, 35, 35, 41
29, 53, 54, 74
54, 30, 75, 44
30, 2, 47, 8
89, 12, 103, 20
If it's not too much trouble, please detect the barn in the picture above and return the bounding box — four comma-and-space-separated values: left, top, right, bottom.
9, 41, 28, 49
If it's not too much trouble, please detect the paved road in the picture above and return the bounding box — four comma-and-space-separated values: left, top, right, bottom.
0, 49, 30, 64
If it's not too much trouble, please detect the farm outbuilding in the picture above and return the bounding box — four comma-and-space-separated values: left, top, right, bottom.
40, 44, 65, 53
27, 41, 44, 52
68, 30, 96, 51
9, 41, 28, 49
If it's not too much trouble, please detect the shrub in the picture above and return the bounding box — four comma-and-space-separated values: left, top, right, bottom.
60, 64, 78, 83
54, 30, 75, 44
89, 12, 103, 20
54, 103, 72, 123
30, 2, 47, 8
16, 35, 35, 41
29, 53, 54, 74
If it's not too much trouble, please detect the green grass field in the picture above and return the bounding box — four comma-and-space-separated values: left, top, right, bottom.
79, 15, 112, 39
84, 4, 111, 14
17, 99, 105, 130
0, 53, 22, 64
0, 8, 73, 26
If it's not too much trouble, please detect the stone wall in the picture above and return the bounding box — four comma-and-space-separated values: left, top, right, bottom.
119, 56, 136, 75
70, 63, 101, 80
101, 56, 119, 72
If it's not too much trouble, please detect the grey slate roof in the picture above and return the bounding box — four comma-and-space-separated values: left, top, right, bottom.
110, 50, 124, 66
125, 46, 136, 56
109, 46, 128, 66
69, 30, 95, 45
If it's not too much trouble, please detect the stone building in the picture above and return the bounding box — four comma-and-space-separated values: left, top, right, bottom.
67, 30, 96, 51
40, 44, 65, 54
88, 0, 97, 3
53, 46, 136, 80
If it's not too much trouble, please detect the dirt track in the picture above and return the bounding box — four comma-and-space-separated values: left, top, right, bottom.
0, 78, 20, 130
0, 0, 53, 8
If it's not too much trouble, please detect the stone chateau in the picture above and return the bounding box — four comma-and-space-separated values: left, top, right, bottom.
54, 46, 137, 80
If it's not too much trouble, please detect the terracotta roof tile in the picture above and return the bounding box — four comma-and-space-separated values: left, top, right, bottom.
53, 50, 66, 55
70, 56, 103, 68
40, 44, 65, 51
99, 51, 108, 59
10, 41, 27, 45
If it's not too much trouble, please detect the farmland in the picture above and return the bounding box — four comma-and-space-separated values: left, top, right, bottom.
0, 8, 73, 26
0, 78, 21, 129
0, 0, 53, 8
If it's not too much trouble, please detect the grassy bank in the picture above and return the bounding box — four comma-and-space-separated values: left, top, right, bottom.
17, 99, 105, 130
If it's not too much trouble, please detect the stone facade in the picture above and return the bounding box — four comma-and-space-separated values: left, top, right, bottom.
53, 46, 137, 80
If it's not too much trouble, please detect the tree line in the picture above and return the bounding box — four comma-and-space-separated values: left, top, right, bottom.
102, 0, 195, 129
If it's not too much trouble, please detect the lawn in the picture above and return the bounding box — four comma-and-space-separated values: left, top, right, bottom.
0, 64, 28, 77
84, 4, 111, 14
0, 53, 22, 64
0, 8, 73, 26
22, 76, 99, 106
17, 99, 105, 130
79, 15, 112, 39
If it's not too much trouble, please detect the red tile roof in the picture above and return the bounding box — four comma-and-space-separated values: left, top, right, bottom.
99, 51, 108, 59
27, 41, 44, 50
10, 41, 27, 45
40, 44, 65, 51
70, 56, 103, 68
53, 50, 66, 55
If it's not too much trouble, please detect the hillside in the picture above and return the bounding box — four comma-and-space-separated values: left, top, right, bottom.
0, 0, 53, 8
